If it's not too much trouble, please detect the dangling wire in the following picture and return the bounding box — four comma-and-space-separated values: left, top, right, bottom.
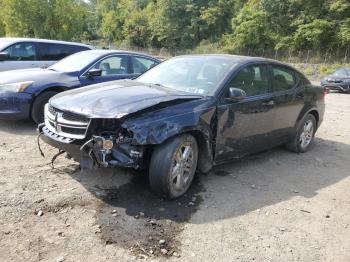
37, 132, 45, 157
51, 150, 66, 169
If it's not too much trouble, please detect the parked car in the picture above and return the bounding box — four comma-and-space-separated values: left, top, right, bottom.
38, 55, 325, 199
0, 50, 160, 123
0, 37, 92, 72
321, 68, 350, 93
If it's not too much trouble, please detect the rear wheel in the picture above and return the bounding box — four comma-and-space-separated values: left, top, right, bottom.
149, 134, 198, 199
31, 91, 58, 124
286, 114, 316, 153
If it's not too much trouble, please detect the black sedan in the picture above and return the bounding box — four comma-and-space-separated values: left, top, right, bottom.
321, 68, 350, 93
39, 55, 325, 198
0, 50, 160, 123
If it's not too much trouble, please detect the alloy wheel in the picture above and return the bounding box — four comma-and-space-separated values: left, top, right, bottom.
170, 142, 194, 192
299, 119, 314, 149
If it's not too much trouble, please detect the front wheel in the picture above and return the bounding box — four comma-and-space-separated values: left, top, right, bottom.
31, 91, 58, 124
149, 134, 198, 199
286, 114, 317, 153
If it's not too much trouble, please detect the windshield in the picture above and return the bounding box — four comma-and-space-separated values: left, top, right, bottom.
332, 69, 349, 77
49, 51, 101, 72
137, 56, 237, 95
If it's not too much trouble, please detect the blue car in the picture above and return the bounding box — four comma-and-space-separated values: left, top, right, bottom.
0, 50, 160, 123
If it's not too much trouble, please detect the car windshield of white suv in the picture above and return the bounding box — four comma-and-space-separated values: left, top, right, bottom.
137, 56, 237, 95
49, 51, 101, 72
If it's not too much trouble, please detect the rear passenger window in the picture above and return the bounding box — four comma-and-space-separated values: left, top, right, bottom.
38, 43, 89, 61
272, 66, 296, 91
131, 57, 158, 74
229, 65, 269, 97
3, 43, 36, 61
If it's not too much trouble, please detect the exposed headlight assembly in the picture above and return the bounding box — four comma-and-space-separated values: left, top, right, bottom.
0, 81, 34, 93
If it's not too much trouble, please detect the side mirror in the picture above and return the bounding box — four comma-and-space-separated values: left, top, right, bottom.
86, 68, 102, 78
227, 87, 246, 102
0, 52, 9, 61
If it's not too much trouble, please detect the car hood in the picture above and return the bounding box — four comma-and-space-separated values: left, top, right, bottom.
324, 75, 350, 82
0, 68, 64, 85
50, 80, 203, 118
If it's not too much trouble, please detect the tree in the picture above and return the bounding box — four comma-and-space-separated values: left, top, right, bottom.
224, 4, 274, 55
293, 19, 335, 51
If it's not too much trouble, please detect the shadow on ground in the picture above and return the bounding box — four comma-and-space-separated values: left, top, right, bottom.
0, 120, 37, 135
57, 136, 350, 257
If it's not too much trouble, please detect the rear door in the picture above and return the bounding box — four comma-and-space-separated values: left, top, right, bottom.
79, 54, 133, 86
214, 63, 276, 162
0, 42, 39, 70
269, 64, 305, 143
37, 43, 90, 68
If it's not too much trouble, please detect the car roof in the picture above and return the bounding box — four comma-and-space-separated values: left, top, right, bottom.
0, 37, 92, 48
83, 49, 160, 60
175, 54, 291, 65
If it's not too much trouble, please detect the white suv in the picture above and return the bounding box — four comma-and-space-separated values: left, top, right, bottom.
0, 38, 92, 72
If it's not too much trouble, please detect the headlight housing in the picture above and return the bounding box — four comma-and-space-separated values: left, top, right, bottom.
0, 81, 34, 93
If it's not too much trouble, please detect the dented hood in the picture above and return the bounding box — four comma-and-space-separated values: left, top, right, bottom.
50, 80, 203, 118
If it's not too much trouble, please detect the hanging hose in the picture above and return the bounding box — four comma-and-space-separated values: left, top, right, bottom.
37, 132, 45, 157
51, 150, 66, 169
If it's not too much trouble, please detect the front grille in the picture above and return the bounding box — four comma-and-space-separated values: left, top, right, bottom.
62, 111, 89, 123
45, 104, 90, 139
61, 126, 86, 135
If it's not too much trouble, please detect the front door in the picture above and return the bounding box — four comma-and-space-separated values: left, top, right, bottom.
79, 55, 132, 86
214, 63, 276, 163
0, 42, 39, 72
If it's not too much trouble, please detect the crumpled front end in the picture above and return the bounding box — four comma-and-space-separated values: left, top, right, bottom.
38, 103, 149, 169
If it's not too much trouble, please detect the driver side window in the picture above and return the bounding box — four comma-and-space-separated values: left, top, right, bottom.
228, 65, 269, 97
3, 42, 37, 61
93, 55, 128, 76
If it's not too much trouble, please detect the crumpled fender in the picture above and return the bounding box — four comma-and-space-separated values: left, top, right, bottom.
122, 101, 216, 146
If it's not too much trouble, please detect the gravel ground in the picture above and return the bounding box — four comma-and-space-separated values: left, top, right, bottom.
0, 92, 349, 262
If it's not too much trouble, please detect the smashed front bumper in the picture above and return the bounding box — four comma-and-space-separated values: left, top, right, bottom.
38, 124, 145, 169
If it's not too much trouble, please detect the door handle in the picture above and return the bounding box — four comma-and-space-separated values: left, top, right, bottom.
262, 100, 274, 106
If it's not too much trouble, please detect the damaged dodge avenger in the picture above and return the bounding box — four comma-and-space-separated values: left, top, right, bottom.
38, 55, 325, 198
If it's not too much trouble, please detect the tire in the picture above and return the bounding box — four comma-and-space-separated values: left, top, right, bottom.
149, 134, 198, 199
31, 91, 58, 124
286, 114, 317, 153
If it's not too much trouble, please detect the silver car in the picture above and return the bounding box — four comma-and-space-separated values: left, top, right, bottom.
0, 38, 92, 72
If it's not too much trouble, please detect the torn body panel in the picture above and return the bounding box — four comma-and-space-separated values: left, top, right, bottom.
40, 85, 217, 171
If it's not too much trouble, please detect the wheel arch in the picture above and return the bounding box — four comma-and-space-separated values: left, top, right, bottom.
29, 86, 67, 118
295, 106, 320, 130
152, 128, 214, 174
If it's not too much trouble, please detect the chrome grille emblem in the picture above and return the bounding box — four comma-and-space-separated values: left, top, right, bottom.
54, 112, 63, 133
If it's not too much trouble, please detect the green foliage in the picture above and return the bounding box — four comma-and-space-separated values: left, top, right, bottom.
293, 19, 335, 51
1, 0, 93, 41
224, 4, 273, 54
0, 0, 349, 59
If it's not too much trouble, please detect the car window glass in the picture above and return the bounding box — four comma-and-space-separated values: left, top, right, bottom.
39, 43, 88, 61
228, 65, 269, 97
3, 43, 36, 61
93, 56, 128, 76
333, 69, 347, 76
272, 66, 296, 91
131, 57, 157, 74
137, 57, 236, 95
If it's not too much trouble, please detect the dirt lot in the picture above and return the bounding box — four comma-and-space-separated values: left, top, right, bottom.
0, 92, 349, 262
